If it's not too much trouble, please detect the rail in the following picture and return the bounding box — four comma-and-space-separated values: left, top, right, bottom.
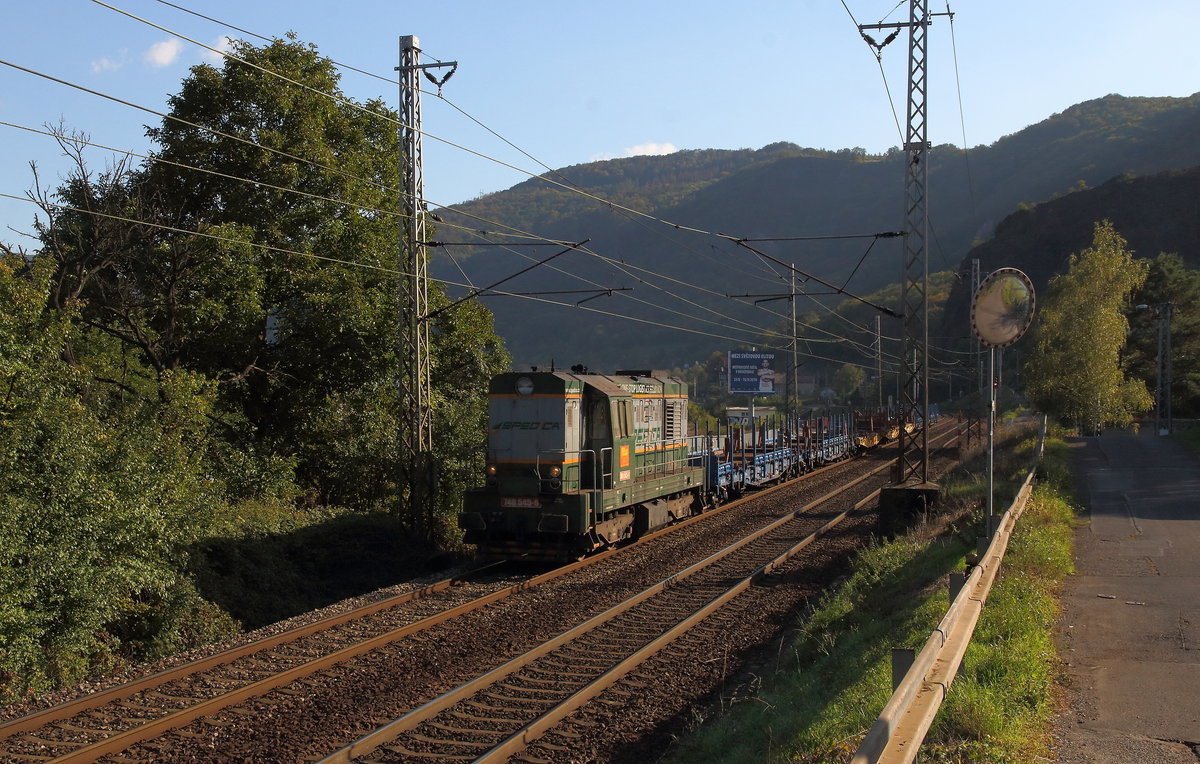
319, 445, 905, 764
850, 416, 1048, 764
322, 424, 963, 763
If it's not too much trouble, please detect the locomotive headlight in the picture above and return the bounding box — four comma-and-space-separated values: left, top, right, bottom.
549, 466, 561, 478
486, 464, 498, 484
516, 376, 534, 395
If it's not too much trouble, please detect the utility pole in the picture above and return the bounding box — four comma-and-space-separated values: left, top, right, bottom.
1161, 302, 1173, 434
791, 265, 799, 413
972, 258, 982, 398
396, 36, 455, 532
875, 314, 883, 409
1141, 302, 1174, 435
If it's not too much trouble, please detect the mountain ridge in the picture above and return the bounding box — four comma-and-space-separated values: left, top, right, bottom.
434, 92, 1200, 368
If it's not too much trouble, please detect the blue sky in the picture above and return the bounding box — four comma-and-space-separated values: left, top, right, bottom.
2, 0, 1197, 249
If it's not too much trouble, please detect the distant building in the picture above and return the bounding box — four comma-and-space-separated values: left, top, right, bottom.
726, 406, 778, 424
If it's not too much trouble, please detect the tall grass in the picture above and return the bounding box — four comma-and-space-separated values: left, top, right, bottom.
663, 423, 1076, 763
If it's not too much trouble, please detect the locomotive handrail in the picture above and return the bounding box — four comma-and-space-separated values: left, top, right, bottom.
534, 447, 612, 495
633, 436, 691, 479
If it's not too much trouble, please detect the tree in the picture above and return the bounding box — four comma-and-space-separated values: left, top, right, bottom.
3, 33, 510, 698
33, 37, 508, 526
0, 252, 236, 697
1127, 252, 1200, 418
833, 362, 866, 402
1023, 221, 1152, 428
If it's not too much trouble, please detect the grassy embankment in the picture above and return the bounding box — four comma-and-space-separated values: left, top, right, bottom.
1173, 426, 1200, 454
663, 420, 1077, 764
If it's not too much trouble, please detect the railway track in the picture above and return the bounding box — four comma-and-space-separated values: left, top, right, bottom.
321, 451, 903, 763
0, 421, 964, 762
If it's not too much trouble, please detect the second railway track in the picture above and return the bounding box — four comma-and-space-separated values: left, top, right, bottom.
0, 421, 965, 763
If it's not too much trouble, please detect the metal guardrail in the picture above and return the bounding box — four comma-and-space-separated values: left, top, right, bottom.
850, 417, 1047, 764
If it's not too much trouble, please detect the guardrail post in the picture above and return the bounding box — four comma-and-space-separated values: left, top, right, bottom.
948, 571, 965, 601
891, 648, 915, 692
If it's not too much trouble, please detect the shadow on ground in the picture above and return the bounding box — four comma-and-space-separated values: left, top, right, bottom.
187, 513, 453, 630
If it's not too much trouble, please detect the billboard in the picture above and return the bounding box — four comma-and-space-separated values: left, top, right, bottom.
729, 351, 776, 394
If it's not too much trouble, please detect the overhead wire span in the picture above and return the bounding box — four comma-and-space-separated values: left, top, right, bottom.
115, 0, 906, 335
0, 57, 401, 201
0, 118, 554, 248
723, 235, 900, 319
421, 240, 587, 322
30, 3, 920, 355
103, 0, 889, 280
729, 282, 902, 361
433, 91, 788, 288
435, 228, 860, 351
0, 189, 806, 352
0, 65, 793, 348
442, 235, 784, 345
90, 0, 729, 244
947, 2, 977, 214
36, 201, 887, 376
40, 12, 834, 335
158, 0, 745, 278
0, 190, 403, 276
739, 231, 904, 243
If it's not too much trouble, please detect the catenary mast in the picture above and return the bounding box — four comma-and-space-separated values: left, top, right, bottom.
396, 35, 455, 531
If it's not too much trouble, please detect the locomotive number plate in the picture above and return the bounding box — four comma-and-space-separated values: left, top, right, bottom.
501, 496, 541, 508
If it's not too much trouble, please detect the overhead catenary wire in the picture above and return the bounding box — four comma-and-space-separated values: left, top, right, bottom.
4, 181, 916, 377
0, 73, 800, 349
41, 9, 864, 338
432, 90, 790, 289
0, 189, 832, 355
100, 0, 896, 273
725, 235, 901, 319
0, 118, 555, 247
946, 2, 978, 215
15, 4, 926, 360
439, 235, 793, 346
107, 0, 909, 344
90, 0, 728, 243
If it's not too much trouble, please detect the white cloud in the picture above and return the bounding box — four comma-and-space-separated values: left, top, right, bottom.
202, 35, 234, 64
91, 48, 128, 73
91, 57, 122, 73
625, 142, 678, 157
144, 38, 183, 68
589, 143, 679, 163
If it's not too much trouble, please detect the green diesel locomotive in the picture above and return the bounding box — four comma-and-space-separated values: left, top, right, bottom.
459, 369, 708, 560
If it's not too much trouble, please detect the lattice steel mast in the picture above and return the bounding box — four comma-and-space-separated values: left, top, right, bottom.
396, 35, 455, 530
861, 1, 949, 486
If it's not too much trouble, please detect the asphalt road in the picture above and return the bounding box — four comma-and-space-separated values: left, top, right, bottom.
1054, 429, 1200, 762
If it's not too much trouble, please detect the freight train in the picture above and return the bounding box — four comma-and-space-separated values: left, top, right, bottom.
458, 368, 877, 561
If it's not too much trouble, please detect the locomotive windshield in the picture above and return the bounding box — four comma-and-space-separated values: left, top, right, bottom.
487, 395, 579, 461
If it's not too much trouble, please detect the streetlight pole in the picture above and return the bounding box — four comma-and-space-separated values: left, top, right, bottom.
1138, 302, 1173, 435
1163, 302, 1173, 434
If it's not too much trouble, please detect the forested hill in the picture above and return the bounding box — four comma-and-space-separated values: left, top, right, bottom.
434, 92, 1200, 369
939, 166, 1200, 337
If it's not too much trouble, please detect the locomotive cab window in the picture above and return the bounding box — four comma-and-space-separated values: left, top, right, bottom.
589, 399, 609, 440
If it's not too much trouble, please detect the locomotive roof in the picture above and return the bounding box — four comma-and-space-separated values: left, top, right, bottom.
488, 370, 685, 397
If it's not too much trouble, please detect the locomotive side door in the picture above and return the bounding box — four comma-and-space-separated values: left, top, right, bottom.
581, 393, 611, 490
